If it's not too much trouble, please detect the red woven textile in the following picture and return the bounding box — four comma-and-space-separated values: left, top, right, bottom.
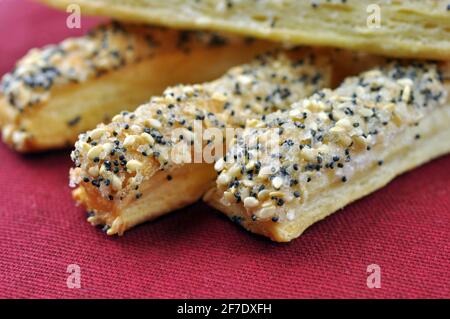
0, 0, 449, 299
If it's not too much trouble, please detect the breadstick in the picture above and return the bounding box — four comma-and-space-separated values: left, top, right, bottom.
69, 49, 335, 235
204, 61, 450, 242
40, 0, 450, 60
0, 21, 273, 151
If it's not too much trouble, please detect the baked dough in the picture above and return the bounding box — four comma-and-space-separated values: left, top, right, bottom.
69, 49, 337, 235
204, 61, 450, 242
0, 21, 273, 152
70, 49, 384, 235
39, 0, 450, 60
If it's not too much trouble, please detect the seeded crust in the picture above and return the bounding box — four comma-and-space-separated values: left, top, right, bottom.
70, 49, 339, 235
0, 21, 274, 152
204, 62, 450, 242
70, 49, 385, 235
40, 0, 450, 60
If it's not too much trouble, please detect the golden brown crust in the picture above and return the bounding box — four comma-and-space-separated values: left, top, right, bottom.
205, 61, 450, 242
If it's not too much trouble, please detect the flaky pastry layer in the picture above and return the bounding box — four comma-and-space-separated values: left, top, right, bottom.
40, 0, 450, 59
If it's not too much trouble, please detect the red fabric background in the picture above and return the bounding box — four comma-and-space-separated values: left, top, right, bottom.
0, 0, 449, 299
